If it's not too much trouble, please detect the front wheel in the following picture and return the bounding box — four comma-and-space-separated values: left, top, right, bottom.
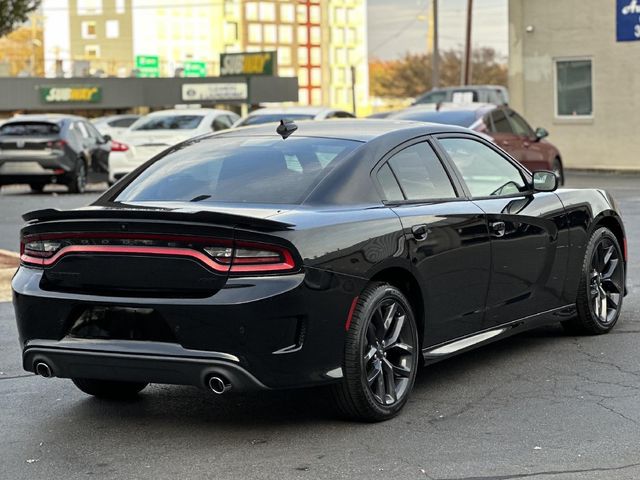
563, 227, 625, 335
72, 378, 148, 399
331, 283, 419, 422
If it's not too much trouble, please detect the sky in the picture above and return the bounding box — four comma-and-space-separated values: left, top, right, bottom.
367, 0, 508, 60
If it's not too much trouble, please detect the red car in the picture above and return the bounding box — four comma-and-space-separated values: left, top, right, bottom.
389, 103, 564, 184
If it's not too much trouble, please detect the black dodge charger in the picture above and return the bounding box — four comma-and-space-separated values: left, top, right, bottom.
13, 120, 626, 421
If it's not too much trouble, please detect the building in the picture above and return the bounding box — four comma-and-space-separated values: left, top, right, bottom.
68, 0, 134, 76
509, 0, 639, 170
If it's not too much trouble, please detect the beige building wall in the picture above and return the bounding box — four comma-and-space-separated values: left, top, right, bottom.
508, 0, 640, 170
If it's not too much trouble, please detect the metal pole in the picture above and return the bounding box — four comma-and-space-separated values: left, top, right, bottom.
432, 0, 440, 88
350, 65, 357, 115
463, 0, 473, 85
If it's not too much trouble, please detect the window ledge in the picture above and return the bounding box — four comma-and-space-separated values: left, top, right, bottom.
553, 116, 594, 125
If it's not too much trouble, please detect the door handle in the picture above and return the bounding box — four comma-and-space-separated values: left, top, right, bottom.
490, 221, 506, 238
411, 224, 429, 241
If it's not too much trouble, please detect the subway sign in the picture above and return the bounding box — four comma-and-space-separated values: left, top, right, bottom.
220, 51, 276, 76
617, 0, 640, 41
39, 86, 102, 103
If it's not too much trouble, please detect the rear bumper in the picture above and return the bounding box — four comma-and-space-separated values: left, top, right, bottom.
0, 153, 72, 185
13, 266, 366, 390
24, 340, 267, 391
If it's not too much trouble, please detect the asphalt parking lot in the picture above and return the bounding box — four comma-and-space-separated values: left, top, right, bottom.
1, 172, 639, 480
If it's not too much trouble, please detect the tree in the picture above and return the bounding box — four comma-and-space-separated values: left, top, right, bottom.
370, 48, 508, 99
0, 0, 41, 38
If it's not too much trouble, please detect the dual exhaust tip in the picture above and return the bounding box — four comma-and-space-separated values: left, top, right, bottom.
35, 362, 232, 395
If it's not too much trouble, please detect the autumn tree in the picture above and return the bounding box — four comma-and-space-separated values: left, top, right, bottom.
0, 0, 41, 37
370, 48, 507, 99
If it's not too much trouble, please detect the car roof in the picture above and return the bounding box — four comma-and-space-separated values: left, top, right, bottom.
215, 119, 474, 142
92, 114, 140, 123
393, 102, 496, 115
431, 85, 507, 92
5, 114, 84, 123
247, 106, 337, 116
145, 108, 233, 117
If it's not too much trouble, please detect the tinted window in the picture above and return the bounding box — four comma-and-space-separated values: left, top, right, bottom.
490, 110, 513, 134
440, 138, 526, 198
392, 110, 477, 128
414, 91, 448, 105
114, 136, 359, 204
377, 163, 404, 201
212, 115, 233, 131
76, 122, 90, 139
331, 111, 355, 118
239, 113, 315, 126
556, 59, 592, 116
0, 122, 60, 135
386, 143, 456, 200
132, 115, 204, 131
108, 117, 138, 128
507, 110, 534, 137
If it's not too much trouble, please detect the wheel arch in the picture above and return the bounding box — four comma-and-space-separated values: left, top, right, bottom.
370, 266, 425, 347
592, 213, 626, 263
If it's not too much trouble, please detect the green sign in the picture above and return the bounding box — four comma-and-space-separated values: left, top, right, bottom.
135, 55, 160, 78
39, 85, 102, 103
183, 60, 207, 77
220, 51, 276, 76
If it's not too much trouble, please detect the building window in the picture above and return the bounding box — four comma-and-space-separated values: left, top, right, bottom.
248, 23, 262, 43
224, 22, 238, 43
245, 2, 258, 21
278, 46, 292, 65
105, 20, 119, 39
297, 5, 307, 23
555, 58, 593, 117
279, 25, 293, 43
77, 0, 102, 15
264, 24, 277, 43
280, 4, 294, 23
310, 47, 321, 65
309, 5, 321, 23
298, 47, 308, 65
115, 0, 125, 14
259, 2, 276, 21
81, 21, 97, 39
224, 0, 239, 18
84, 45, 100, 58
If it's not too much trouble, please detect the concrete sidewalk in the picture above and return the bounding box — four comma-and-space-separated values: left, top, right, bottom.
0, 249, 18, 302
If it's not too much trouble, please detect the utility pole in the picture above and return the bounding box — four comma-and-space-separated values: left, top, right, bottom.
431, 0, 439, 88
350, 65, 357, 115
462, 0, 473, 85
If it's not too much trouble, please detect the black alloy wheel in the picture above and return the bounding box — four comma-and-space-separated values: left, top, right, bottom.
332, 283, 419, 422
68, 159, 87, 194
564, 227, 624, 334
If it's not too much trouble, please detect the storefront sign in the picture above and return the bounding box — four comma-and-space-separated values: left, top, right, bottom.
220, 51, 276, 76
617, 0, 640, 41
135, 55, 160, 77
39, 85, 102, 103
181, 83, 248, 101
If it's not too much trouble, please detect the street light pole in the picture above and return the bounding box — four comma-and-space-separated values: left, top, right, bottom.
462, 0, 473, 85
431, 0, 439, 88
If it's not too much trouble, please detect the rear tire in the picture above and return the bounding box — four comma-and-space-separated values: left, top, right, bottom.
552, 157, 564, 186
562, 227, 624, 335
72, 378, 148, 399
67, 159, 87, 193
331, 282, 419, 422
29, 183, 45, 193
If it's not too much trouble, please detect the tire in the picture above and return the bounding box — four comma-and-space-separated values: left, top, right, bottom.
562, 227, 625, 335
72, 378, 148, 399
331, 282, 420, 422
552, 157, 565, 186
29, 183, 45, 193
67, 159, 87, 193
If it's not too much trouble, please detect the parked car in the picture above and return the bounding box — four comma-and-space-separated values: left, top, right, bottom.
91, 114, 140, 139
0, 114, 110, 193
233, 106, 355, 127
14, 120, 626, 421
109, 108, 239, 184
388, 103, 565, 184
413, 85, 509, 106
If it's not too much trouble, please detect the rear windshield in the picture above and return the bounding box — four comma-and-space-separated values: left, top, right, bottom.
392, 110, 477, 127
115, 136, 360, 204
238, 113, 315, 126
0, 122, 61, 135
131, 115, 203, 131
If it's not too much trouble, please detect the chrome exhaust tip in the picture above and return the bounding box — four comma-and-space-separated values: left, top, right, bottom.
207, 375, 231, 395
35, 362, 52, 378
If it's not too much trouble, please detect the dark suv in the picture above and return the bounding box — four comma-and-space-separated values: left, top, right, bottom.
0, 115, 111, 193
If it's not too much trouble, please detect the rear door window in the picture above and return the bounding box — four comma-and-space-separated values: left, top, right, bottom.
489, 109, 513, 134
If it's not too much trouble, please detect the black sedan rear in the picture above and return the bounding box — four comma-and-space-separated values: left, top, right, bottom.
13, 120, 626, 421
0, 115, 110, 192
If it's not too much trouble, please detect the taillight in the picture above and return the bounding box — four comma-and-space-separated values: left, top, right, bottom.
205, 241, 295, 273
111, 140, 129, 152
46, 140, 66, 150
20, 237, 63, 265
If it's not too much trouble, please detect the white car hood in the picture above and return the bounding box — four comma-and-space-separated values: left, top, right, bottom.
119, 129, 199, 147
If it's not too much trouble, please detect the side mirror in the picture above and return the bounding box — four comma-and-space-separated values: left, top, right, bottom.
534, 127, 549, 141
102, 134, 112, 143
532, 170, 558, 192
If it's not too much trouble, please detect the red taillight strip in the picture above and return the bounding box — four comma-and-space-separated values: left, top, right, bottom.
229, 241, 296, 273
21, 245, 230, 272
344, 296, 359, 331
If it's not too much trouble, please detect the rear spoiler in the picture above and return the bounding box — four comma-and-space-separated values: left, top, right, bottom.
22, 208, 294, 232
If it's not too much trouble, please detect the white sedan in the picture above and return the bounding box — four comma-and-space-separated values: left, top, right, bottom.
108, 108, 239, 184
233, 106, 355, 128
